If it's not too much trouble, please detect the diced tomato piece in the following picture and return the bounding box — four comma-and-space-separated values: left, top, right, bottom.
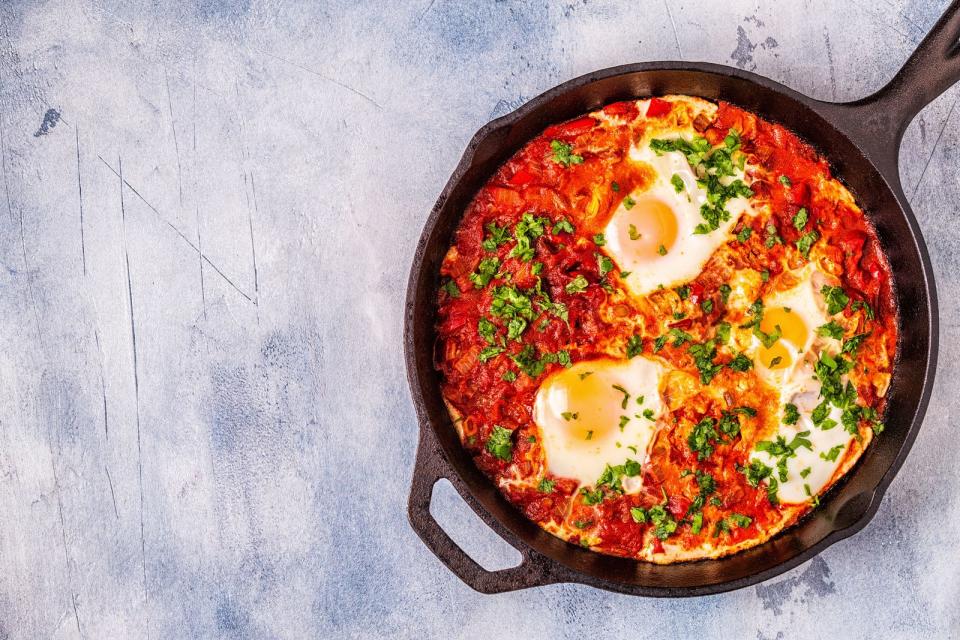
543, 116, 597, 139
667, 494, 691, 518
508, 167, 536, 187
646, 98, 673, 117
603, 101, 640, 119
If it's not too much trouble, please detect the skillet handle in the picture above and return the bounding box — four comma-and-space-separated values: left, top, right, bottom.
817, 0, 960, 178
407, 427, 565, 594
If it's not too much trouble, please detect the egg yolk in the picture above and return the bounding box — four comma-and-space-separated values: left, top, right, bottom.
535, 366, 629, 446
612, 195, 678, 259
758, 307, 808, 369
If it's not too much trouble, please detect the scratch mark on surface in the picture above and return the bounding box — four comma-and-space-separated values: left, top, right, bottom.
50, 444, 82, 637
118, 156, 150, 626
248, 173, 260, 303
98, 156, 254, 302
196, 204, 208, 321
850, 0, 919, 45
823, 27, 837, 101
192, 74, 207, 322
415, 0, 436, 25
94, 328, 108, 438
664, 0, 683, 58
76, 125, 86, 275
104, 465, 119, 519
164, 70, 184, 209
912, 95, 959, 198
0, 98, 13, 224
254, 48, 383, 109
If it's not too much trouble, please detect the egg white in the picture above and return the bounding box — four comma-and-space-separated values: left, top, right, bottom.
744, 271, 858, 504
604, 143, 754, 297
533, 356, 664, 488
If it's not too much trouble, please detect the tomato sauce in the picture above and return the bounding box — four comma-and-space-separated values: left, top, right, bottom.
435, 97, 897, 562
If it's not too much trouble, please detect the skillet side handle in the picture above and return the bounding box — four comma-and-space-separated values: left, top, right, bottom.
818, 0, 960, 178
407, 427, 564, 594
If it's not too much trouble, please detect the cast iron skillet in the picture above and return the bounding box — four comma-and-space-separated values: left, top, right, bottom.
405, 3, 954, 596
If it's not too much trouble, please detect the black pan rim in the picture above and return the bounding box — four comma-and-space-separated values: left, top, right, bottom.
405, 60, 939, 596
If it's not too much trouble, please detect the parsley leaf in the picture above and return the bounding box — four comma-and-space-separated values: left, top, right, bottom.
821, 285, 850, 315
820, 444, 844, 462
486, 425, 513, 461
552, 217, 575, 234
482, 222, 511, 251
792, 207, 809, 231
509, 213, 549, 261
796, 230, 819, 259
469, 257, 500, 289
817, 321, 844, 340
626, 335, 643, 358
442, 279, 461, 298
671, 173, 685, 193
565, 275, 589, 294
550, 139, 583, 167
783, 403, 800, 425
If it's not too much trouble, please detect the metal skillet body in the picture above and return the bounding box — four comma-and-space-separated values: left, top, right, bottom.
404, 3, 957, 596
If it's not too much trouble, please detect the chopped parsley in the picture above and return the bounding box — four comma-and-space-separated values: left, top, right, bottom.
623, 196, 637, 210
648, 503, 678, 540
657, 244, 668, 256
478, 345, 504, 363
842, 332, 871, 355
485, 425, 513, 461
820, 444, 844, 462
593, 233, 606, 246
796, 230, 819, 259
552, 217, 575, 234
509, 213, 549, 262
482, 222, 511, 251
538, 477, 555, 493
469, 257, 500, 289
550, 139, 583, 167
675, 285, 691, 300
817, 321, 844, 340
737, 226, 753, 243
821, 285, 850, 315
594, 254, 614, 279
779, 175, 792, 187
565, 275, 589, 294
688, 417, 719, 460
719, 283, 732, 304
716, 321, 731, 344
688, 339, 723, 384
612, 384, 630, 409
728, 352, 753, 372
626, 335, 644, 358
783, 403, 800, 425
792, 207, 809, 231
650, 132, 753, 235
478, 317, 497, 343
670, 173, 685, 193
852, 299, 875, 320
442, 279, 461, 298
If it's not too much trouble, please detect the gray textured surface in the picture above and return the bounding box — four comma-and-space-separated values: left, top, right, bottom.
0, 0, 957, 638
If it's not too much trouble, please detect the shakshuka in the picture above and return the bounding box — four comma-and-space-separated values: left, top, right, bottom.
434, 96, 897, 562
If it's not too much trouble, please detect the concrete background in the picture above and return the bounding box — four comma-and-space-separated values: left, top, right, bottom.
0, 0, 957, 637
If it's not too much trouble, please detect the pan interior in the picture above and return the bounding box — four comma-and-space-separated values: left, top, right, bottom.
406, 65, 932, 593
